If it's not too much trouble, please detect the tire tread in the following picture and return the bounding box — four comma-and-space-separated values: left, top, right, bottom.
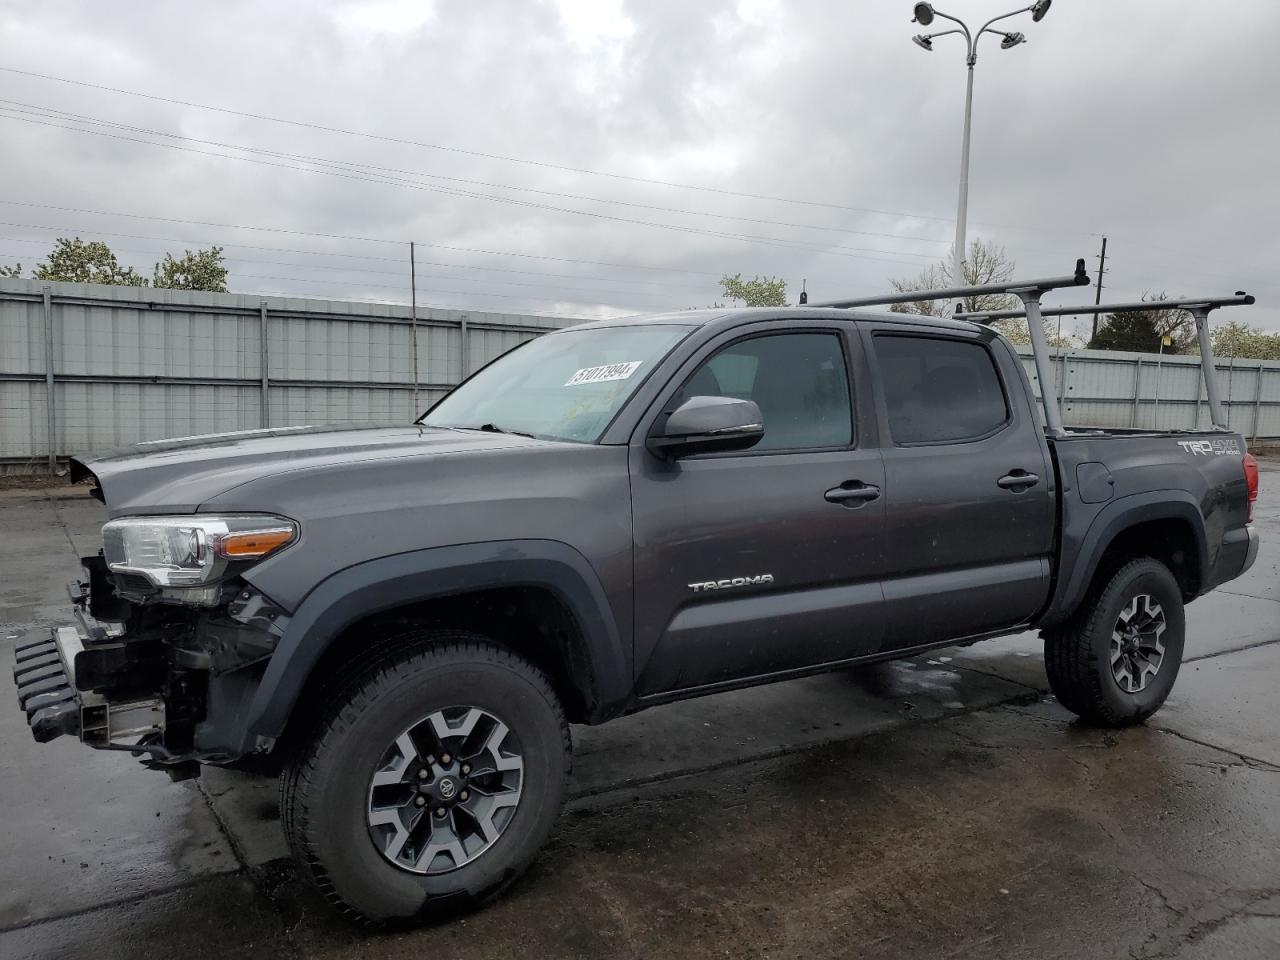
1043, 556, 1182, 728
281, 630, 570, 926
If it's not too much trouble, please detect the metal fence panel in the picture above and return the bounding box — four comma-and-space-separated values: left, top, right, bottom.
58, 381, 263, 451
0, 279, 574, 471
1013, 345, 1280, 439
2, 277, 1276, 473
0, 297, 44, 376
0, 380, 44, 460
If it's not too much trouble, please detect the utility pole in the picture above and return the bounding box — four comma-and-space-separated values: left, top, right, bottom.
409, 241, 419, 413
1090, 235, 1107, 342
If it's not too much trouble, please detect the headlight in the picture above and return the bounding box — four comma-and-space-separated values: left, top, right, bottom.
102, 515, 297, 600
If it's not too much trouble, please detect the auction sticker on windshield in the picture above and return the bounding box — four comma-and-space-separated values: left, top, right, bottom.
565, 361, 643, 386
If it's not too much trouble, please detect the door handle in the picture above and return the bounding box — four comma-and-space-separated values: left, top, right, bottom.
997, 470, 1040, 491
825, 482, 881, 506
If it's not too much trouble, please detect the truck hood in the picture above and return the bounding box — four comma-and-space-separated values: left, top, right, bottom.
69, 423, 546, 516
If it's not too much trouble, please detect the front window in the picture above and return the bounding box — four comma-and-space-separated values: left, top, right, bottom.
422, 324, 691, 443
675, 332, 853, 451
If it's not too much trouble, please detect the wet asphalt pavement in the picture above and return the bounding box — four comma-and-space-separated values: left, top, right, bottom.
1, 458, 1277, 959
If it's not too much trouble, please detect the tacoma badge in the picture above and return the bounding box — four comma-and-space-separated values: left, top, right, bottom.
688, 574, 775, 593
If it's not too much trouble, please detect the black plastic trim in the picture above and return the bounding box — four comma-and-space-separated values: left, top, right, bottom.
240, 539, 629, 752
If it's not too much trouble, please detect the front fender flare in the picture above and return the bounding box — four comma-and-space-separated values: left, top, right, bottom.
241, 540, 629, 751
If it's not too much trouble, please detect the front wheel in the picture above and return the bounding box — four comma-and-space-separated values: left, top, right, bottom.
1043, 557, 1186, 727
281, 631, 571, 925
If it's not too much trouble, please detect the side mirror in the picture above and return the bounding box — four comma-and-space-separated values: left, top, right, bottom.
647, 396, 764, 460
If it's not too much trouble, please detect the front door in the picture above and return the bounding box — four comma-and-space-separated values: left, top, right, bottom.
629, 322, 887, 697
864, 325, 1056, 650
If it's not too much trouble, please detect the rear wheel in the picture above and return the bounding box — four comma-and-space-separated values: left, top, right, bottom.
1043, 557, 1185, 727
282, 631, 570, 925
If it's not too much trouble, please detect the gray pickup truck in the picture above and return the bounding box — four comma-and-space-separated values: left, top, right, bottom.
12, 267, 1261, 924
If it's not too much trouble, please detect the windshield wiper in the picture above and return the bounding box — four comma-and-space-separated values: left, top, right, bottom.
453, 423, 540, 439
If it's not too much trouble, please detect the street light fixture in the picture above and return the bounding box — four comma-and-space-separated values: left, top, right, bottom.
908, 2, 1054, 306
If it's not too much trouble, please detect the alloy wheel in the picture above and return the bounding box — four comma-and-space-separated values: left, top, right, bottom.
366, 706, 524, 874
1110, 593, 1167, 694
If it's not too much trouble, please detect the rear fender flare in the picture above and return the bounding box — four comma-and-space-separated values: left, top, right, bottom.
1041, 491, 1208, 627
242, 540, 628, 750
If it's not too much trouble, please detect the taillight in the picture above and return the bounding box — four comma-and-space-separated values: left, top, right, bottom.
1244, 453, 1259, 523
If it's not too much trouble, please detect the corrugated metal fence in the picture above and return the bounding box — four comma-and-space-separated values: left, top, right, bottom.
2, 278, 1277, 472
0, 279, 573, 472
1012, 345, 1280, 439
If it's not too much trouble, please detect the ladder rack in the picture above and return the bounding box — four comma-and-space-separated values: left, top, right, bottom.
807, 259, 1257, 436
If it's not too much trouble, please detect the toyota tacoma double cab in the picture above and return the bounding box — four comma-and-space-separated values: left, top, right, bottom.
13, 288, 1261, 924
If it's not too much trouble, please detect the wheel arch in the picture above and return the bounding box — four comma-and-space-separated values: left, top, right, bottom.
240, 540, 630, 756
1041, 492, 1208, 628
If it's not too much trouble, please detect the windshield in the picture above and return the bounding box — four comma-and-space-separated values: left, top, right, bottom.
421, 324, 691, 443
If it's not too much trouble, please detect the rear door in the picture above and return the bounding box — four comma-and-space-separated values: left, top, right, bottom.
629, 319, 888, 696
862, 323, 1055, 649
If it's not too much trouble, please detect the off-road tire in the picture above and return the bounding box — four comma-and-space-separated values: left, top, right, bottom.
281, 630, 571, 925
1043, 557, 1185, 727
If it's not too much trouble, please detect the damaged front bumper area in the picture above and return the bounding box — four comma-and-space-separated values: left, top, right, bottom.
16, 624, 165, 752
11, 557, 288, 777
15, 623, 165, 746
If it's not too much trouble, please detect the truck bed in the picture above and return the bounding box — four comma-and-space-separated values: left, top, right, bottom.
1038, 428, 1254, 626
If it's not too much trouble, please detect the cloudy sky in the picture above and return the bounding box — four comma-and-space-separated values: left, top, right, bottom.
0, 0, 1277, 335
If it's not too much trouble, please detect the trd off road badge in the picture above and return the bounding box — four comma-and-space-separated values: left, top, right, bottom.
1178, 438, 1241, 456
688, 574, 774, 593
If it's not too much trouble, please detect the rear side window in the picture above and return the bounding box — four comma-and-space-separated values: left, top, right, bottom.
873, 335, 1008, 444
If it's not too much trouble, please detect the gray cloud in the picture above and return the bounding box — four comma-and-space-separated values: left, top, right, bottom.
0, 0, 1275, 333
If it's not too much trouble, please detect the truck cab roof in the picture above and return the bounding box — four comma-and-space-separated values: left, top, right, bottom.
568, 307, 990, 336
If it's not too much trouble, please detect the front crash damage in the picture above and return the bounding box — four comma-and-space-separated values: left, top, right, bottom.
12, 553, 289, 780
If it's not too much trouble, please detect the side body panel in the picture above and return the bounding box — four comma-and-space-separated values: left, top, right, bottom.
1039, 430, 1252, 626
628, 318, 890, 695
200, 443, 635, 739
210, 442, 634, 619
859, 323, 1056, 648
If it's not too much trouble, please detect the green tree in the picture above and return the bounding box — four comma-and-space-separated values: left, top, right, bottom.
32, 238, 147, 286
153, 246, 229, 292
719, 273, 787, 307
0, 263, 21, 278
1089, 313, 1165, 353
1206, 320, 1280, 361
887, 238, 1075, 347
1088, 293, 1190, 353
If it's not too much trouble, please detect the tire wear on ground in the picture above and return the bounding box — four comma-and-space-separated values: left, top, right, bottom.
1043, 557, 1185, 727
281, 630, 571, 925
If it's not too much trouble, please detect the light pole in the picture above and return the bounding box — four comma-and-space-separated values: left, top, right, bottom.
910, 0, 1053, 310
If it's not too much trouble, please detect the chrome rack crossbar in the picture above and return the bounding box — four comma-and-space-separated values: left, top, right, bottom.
957, 293, 1257, 432
809, 258, 1091, 437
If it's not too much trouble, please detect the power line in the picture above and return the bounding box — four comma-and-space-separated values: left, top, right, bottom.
1, 99, 1131, 268
0, 108, 942, 266
6, 65, 1263, 271
0, 205, 724, 275
0, 249, 685, 305
0, 98, 955, 251
0, 64, 972, 224
0, 234, 712, 295
0, 220, 892, 296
